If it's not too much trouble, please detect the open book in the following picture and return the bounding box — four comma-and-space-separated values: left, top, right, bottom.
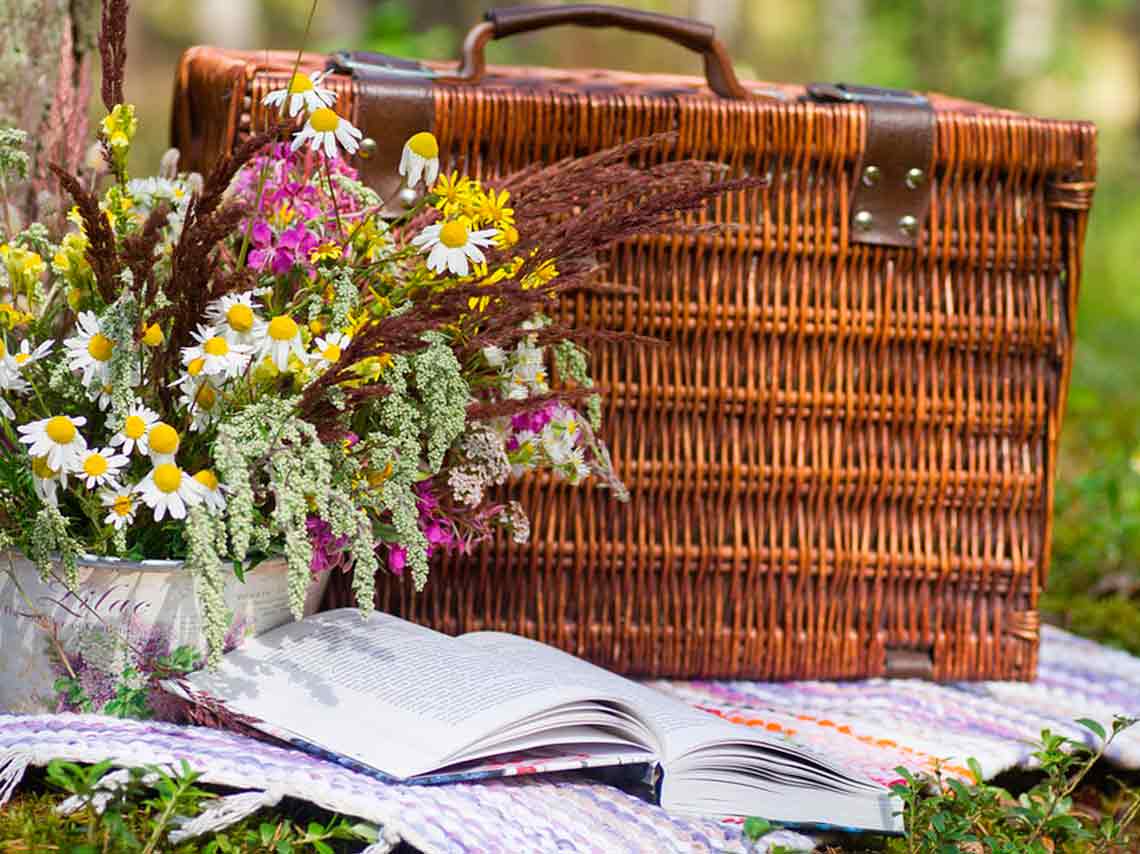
171, 609, 902, 833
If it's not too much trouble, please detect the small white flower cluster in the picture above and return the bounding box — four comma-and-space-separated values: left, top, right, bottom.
483, 336, 550, 402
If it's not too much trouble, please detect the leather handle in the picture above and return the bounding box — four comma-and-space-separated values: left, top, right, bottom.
440, 4, 750, 100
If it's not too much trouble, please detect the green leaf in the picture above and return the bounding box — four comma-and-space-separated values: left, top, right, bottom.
1076, 717, 1106, 740
313, 841, 334, 854
967, 757, 984, 784
742, 816, 771, 841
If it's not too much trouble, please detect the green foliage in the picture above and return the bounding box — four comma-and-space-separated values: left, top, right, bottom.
358, 2, 455, 61
1, 760, 379, 853
885, 717, 1140, 854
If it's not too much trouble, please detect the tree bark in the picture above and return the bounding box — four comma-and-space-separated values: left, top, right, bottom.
0, 0, 97, 225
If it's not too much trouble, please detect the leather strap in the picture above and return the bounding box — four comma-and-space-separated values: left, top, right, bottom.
809, 84, 935, 249
327, 53, 434, 217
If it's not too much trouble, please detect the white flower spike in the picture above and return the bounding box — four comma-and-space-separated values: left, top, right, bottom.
263, 71, 337, 118
412, 220, 498, 277
399, 132, 440, 189
291, 108, 362, 158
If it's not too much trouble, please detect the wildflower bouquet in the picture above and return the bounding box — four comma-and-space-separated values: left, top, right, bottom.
0, 4, 753, 664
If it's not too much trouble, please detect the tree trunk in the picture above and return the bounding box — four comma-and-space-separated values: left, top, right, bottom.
0, 0, 97, 226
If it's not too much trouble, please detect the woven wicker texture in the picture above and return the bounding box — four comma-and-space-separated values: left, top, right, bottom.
174, 47, 1096, 682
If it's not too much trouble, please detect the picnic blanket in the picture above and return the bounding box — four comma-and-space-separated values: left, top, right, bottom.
1, 625, 1138, 853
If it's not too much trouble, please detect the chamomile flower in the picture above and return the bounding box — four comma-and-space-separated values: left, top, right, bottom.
178, 379, 222, 432
0, 397, 13, 421
262, 71, 336, 118
18, 415, 87, 471
253, 315, 306, 372
31, 455, 67, 506
399, 132, 440, 189
5, 339, 54, 371
310, 331, 351, 368
181, 324, 251, 380
101, 488, 138, 530
74, 446, 129, 489
146, 422, 181, 465
291, 108, 362, 158
412, 220, 498, 277
64, 311, 116, 386
135, 463, 203, 522
110, 403, 159, 456
205, 292, 262, 346
192, 469, 226, 513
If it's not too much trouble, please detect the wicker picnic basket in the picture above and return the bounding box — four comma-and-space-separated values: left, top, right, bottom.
171, 5, 1096, 681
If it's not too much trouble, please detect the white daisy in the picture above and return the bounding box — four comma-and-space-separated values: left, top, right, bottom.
110, 403, 159, 456
17, 415, 87, 472
205, 292, 262, 346
64, 311, 116, 387
412, 220, 498, 277
180, 324, 251, 380
74, 446, 129, 489
290, 108, 362, 158
253, 315, 306, 372
101, 487, 138, 531
146, 421, 181, 465
5, 338, 54, 371
178, 379, 222, 432
310, 331, 351, 369
191, 469, 226, 513
31, 455, 67, 506
135, 463, 204, 522
0, 397, 13, 421
263, 71, 336, 118
399, 132, 440, 189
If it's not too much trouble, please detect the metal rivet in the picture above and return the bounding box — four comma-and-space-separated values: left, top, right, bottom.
398, 186, 418, 207
853, 210, 873, 231
358, 138, 378, 160
861, 165, 881, 187
905, 167, 925, 189
898, 214, 918, 235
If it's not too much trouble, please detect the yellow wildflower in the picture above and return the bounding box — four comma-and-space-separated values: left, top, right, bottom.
100, 104, 138, 151
431, 172, 478, 218
310, 243, 343, 265
477, 189, 514, 231
522, 259, 559, 290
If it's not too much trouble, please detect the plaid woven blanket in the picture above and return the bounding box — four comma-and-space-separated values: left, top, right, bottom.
2, 625, 1137, 853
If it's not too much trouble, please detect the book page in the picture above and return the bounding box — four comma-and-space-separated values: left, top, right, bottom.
182, 610, 655, 778
460, 631, 757, 754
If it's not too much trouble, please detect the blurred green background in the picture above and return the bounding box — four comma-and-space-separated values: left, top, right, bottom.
124, 0, 1140, 651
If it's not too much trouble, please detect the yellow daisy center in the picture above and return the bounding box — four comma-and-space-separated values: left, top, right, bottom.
112, 495, 133, 516
439, 221, 469, 249
45, 416, 76, 445
203, 336, 229, 357
288, 73, 314, 94
142, 323, 164, 346
187, 357, 206, 377
309, 108, 339, 133
83, 453, 109, 478
195, 384, 217, 410
87, 333, 114, 362
0, 340, 5, 357
193, 469, 219, 492
14, 353, 29, 365
148, 422, 180, 455
322, 344, 342, 362
123, 414, 147, 440
407, 131, 439, 158
153, 464, 182, 494
32, 456, 56, 479
226, 304, 254, 333
268, 315, 298, 341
